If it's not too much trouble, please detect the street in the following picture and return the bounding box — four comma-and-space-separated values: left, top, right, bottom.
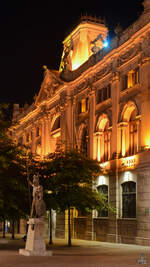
0, 238, 150, 266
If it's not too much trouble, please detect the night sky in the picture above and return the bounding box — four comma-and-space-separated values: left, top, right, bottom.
0, 0, 144, 105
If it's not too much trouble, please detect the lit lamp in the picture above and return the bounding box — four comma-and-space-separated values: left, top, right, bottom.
103, 38, 109, 48
143, 145, 150, 150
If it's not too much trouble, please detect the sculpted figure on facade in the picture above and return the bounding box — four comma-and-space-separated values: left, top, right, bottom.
61, 38, 73, 71
36, 69, 63, 104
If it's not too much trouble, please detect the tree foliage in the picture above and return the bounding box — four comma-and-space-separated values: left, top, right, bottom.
41, 150, 115, 246
0, 104, 29, 226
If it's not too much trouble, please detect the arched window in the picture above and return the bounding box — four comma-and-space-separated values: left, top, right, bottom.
97, 185, 108, 217
96, 115, 111, 162
120, 102, 140, 157
121, 181, 136, 218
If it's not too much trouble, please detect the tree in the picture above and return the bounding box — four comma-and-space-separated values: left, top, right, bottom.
42, 150, 114, 247
0, 104, 30, 238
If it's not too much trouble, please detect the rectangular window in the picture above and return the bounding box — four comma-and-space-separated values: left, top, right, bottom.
81, 99, 86, 113
122, 182, 136, 218
122, 67, 140, 91
121, 74, 128, 91
97, 89, 103, 103
97, 84, 111, 104
97, 185, 108, 217
78, 98, 89, 114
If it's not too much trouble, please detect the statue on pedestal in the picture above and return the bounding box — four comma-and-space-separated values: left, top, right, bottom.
28, 173, 46, 218
19, 173, 52, 256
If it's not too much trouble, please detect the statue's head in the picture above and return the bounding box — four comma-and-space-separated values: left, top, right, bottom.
33, 174, 39, 186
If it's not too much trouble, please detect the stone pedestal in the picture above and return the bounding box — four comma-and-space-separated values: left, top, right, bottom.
19, 218, 52, 256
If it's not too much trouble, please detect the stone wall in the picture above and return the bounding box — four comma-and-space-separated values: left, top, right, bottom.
55, 213, 65, 239
74, 216, 92, 240
93, 218, 109, 241
136, 166, 150, 246
117, 219, 137, 244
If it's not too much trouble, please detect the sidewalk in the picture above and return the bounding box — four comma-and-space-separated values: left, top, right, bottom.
0, 236, 150, 266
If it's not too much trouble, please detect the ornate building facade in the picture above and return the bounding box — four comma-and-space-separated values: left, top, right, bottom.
12, 0, 150, 245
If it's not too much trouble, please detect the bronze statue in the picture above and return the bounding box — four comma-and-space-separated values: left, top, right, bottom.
28, 174, 46, 218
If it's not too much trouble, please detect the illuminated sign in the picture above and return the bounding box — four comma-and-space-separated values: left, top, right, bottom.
121, 156, 136, 168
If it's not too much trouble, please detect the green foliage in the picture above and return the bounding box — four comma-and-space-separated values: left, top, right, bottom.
40, 149, 115, 247
41, 150, 114, 214
0, 104, 30, 222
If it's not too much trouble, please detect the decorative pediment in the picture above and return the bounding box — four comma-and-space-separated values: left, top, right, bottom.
35, 69, 64, 105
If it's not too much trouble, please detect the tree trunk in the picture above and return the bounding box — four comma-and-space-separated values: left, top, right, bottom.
49, 209, 53, 245
11, 220, 15, 240
2, 219, 5, 238
17, 219, 20, 234
68, 207, 72, 247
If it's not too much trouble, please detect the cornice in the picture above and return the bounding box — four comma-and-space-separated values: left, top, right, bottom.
60, 18, 150, 85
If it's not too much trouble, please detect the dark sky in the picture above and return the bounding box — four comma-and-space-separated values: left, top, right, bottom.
0, 0, 144, 105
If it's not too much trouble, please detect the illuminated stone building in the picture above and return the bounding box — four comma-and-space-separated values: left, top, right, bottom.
12, 0, 150, 245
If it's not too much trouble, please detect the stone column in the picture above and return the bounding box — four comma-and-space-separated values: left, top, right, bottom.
44, 114, 51, 156
60, 107, 66, 150
109, 72, 120, 243
108, 130, 111, 160
140, 58, 150, 148
41, 120, 45, 157
97, 134, 101, 162
124, 124, 128, 156
65, 95, 72, 149
118, 123, 127, 157
137, 119, 141, 152
111, 72, 120, 158
72, 96, 77, 149
89, 89, 95, 159
31, 126, 36, 155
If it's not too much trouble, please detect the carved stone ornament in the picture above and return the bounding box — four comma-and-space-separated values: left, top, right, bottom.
118, 43, 142, 67
36, 70, 63, 104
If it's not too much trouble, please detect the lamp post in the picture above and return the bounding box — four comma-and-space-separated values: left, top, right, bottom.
47, 190, 53, 245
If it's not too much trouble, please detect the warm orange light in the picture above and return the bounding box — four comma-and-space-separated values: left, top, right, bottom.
61, 22, 108, 71
36, 144, 41, 155
72, 45, 89, 70
97, 146, 100, 162
128, 70, 134, 88
121, 155, 137, 168
143, 145, 150, 150
144, 135, 150, 149
100, 162, 108, 169
81, 99, 86, 113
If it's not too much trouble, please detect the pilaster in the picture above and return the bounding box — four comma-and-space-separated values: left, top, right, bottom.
140, 58, 150, 148
40, 119, 45, 157
44, 114, 51, 155
89, 88, 96, 159
111, 72, 120, 158
31, 126, 36, 155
